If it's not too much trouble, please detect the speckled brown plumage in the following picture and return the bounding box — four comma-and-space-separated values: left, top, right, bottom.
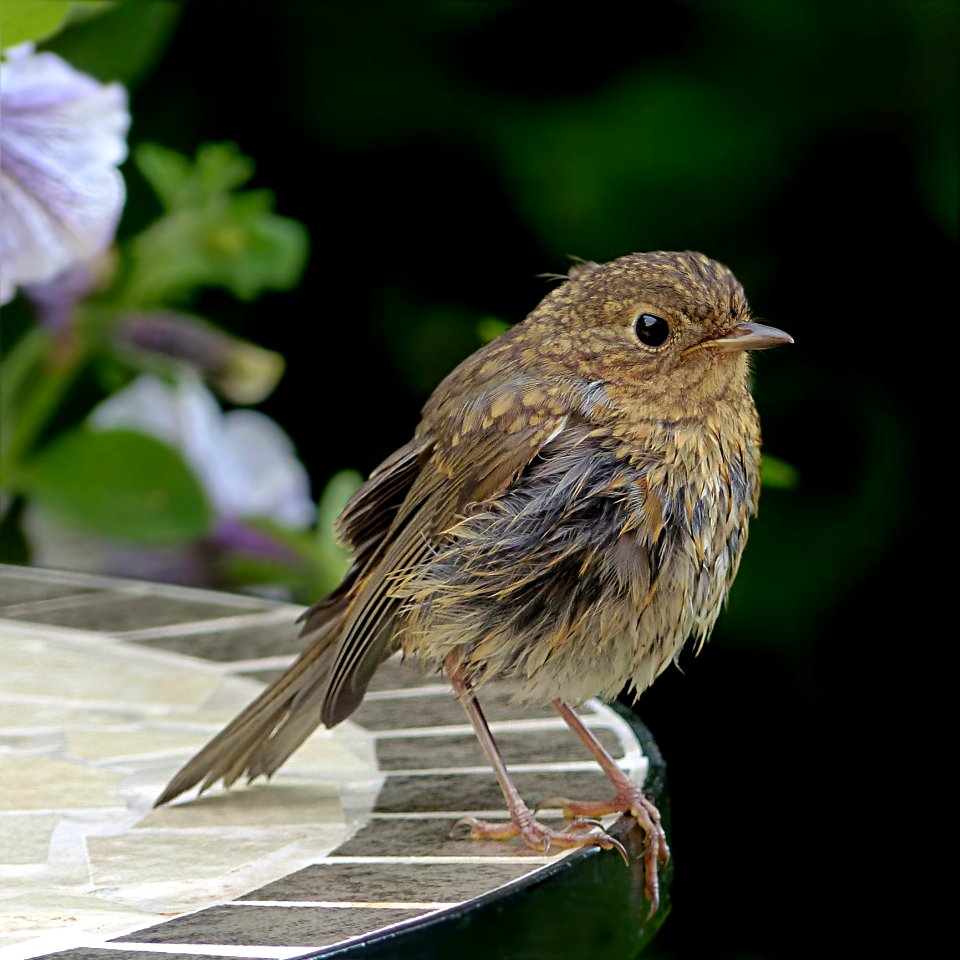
157, 251, 791, 914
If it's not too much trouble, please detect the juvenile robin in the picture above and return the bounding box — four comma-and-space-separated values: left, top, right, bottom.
156, 251, 792, 914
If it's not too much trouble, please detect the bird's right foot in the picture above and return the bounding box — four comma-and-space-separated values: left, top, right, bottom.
450, 803, 627, 861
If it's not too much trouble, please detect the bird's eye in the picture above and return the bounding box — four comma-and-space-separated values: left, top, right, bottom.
633, 313, 671, 348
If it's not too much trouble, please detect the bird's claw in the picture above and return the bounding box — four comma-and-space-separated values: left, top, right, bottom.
449, 810, 626, 862
541, 788, 669, 913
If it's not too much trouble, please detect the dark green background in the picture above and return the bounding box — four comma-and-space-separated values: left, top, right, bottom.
35, 2, 959, 957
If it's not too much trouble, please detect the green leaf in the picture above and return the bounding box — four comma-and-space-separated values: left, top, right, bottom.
123, 143, 309, 304
205, 191, 309, 300
42, 0, 180, 85
134, 142, 255, 210
0, 327, 87, 489
0, 327, 53, 432
760, 453, 800, 490
316, 469, 363, 591
193, 142, 256, 198
133, 143, 194, 210
477, 316, 510, 343
64, 2, 120, 27
1, 0, 69, 50
18, 429, 213, 545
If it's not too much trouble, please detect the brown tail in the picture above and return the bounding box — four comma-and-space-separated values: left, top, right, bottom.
154, 596, 347, 807
156, 438, 430, 807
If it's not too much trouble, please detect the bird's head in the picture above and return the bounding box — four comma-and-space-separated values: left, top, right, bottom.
526, 250, 792, 417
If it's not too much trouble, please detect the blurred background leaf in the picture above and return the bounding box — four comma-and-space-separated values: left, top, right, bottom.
0, 0, 69, 50
314, 468, 363, 593
42, 0, 180, 85
759, 454, 799, 491
18, 428, 212, 545
121, 143, 309, 304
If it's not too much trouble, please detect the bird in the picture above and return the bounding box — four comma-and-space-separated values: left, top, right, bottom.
156, 250, 792, 915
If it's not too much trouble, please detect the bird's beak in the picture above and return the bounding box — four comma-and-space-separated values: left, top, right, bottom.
696, 321, 794, 354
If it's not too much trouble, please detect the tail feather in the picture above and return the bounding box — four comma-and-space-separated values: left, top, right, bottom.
156, 438, 429, 808
245, 679, 329, 780
154, 609, 344, 807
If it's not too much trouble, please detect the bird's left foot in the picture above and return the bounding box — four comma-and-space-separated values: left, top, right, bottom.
541, 784, 669, 914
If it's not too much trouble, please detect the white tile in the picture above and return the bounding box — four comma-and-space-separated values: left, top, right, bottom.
0, 758, 123, 811
0, 813, 59, 864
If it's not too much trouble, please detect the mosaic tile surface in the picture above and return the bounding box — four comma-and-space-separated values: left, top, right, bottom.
0, 564, 656, 959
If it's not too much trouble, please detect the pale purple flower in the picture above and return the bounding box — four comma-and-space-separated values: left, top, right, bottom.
0, 44, 129, 304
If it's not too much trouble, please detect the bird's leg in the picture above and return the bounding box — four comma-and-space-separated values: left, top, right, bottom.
545, 699, 670, 912
444, 654, 626, 859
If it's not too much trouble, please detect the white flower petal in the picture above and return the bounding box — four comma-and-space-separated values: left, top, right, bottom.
211, 411, 316, 527
0, 45, 129, 303
88, 374, 179, 437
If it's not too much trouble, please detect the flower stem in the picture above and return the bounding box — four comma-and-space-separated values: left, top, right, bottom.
0, 329, 87, 488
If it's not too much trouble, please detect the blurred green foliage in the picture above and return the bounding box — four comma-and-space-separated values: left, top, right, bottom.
0, 0, 69, 50
45, 0, 179, 85
21, 428, 213, 545
2, 0, 953, 633
125, 143, 309, 304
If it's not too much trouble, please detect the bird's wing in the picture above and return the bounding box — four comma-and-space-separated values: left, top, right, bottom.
319, 372, 573, 726
295, 437, 429, 639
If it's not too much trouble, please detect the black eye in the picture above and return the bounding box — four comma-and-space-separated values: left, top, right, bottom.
633, 313, 670, 348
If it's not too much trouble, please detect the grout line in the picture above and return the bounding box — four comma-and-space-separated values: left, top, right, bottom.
594, 702, 649, 782
365, 809, 591, 820
367, 809, 535, 819
88, 944, 311, 958
371, 717, 625, 741
368, 715, 611, 739
0, 616, 128, 644
0, 562, 295, 610
0, 592, 109, 618
0, 929, 288, 960
225, 900, 459, 909
225, 654, 306, 672
372, 760, 621, 775
361, 685, 457, 701
116, 608, 301, 640
0, 692, 220, 715
323, 853, 562, 864
0, 805, 128, 818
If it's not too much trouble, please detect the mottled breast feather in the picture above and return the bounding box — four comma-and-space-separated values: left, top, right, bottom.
395, 416, 759, 706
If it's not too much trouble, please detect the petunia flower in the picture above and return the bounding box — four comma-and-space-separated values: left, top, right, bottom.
24, 374, 315, 588
0, 44, 129, 304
